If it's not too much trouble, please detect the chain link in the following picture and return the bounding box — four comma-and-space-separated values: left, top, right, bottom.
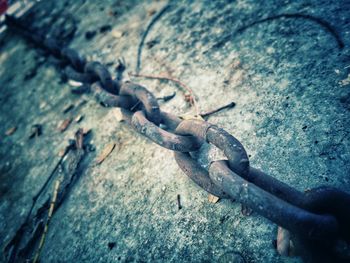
209, 160, 339, 239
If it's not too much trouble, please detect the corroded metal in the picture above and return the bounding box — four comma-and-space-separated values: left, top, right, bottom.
119, 81, 161, 125
91, 82, 135, 109
209, 160, 339, 240
175, 120, 250, 175
131, 111, 201, 152
64, 66, 93, 83
84, 61, 116, 94
174, 152, 228, 198
60, 47, 86, 72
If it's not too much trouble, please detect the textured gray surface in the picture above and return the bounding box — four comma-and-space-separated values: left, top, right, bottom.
0, 0, 349, 262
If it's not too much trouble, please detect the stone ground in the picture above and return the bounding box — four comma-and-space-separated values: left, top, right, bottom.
0, 0, 350, 262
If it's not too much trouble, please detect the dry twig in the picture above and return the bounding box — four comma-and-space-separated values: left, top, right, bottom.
129, 72, 200, 116
32, 179, 61, 263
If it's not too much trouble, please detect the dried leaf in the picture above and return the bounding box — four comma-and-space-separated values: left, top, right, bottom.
5, 126, 17, 136
111, 29, 123, 38
63, 104, 74, 114
68, 79, 83, 87
147, 9, 156, 16
39, 101, 47, 109
96, 143, 116, 164
340, 74, 350, 86
58, 149, 66, 157
277, 226, 291, 256
75, 115, 83, 123
57, 118, 72, 132
208, 194, 220, 204
179, 113, 204, 121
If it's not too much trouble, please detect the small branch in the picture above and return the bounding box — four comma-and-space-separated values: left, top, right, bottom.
129, 72, 200, 116
177, 194, 182, 210
200, 101, 235, 118
136, 4, 171, 73
32, 179, 61, 263
157, 92, 176, 102
27, 145, 72, 222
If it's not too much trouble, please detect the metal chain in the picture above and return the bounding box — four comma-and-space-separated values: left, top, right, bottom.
5, 14, 350, 259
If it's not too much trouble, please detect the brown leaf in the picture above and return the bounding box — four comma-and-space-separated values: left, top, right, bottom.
208, 194, 220, 204
111, 29, 123, 39
147, 9, 156, 16
63, 104, 74, 114
58, 149, 66, 157
75, 115, 84, 123
277, 226, 291, 256
96, 143, 116, 164
39, 101, 47, 110
5, 127, 17, 136
57, 118, 72, 132
68, 79, 83, 87
179, 113, 204, 121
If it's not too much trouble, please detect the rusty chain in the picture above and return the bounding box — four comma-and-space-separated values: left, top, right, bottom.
4, 13, 350, 260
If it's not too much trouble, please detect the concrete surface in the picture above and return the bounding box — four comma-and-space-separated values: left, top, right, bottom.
0, 0, 349, 262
